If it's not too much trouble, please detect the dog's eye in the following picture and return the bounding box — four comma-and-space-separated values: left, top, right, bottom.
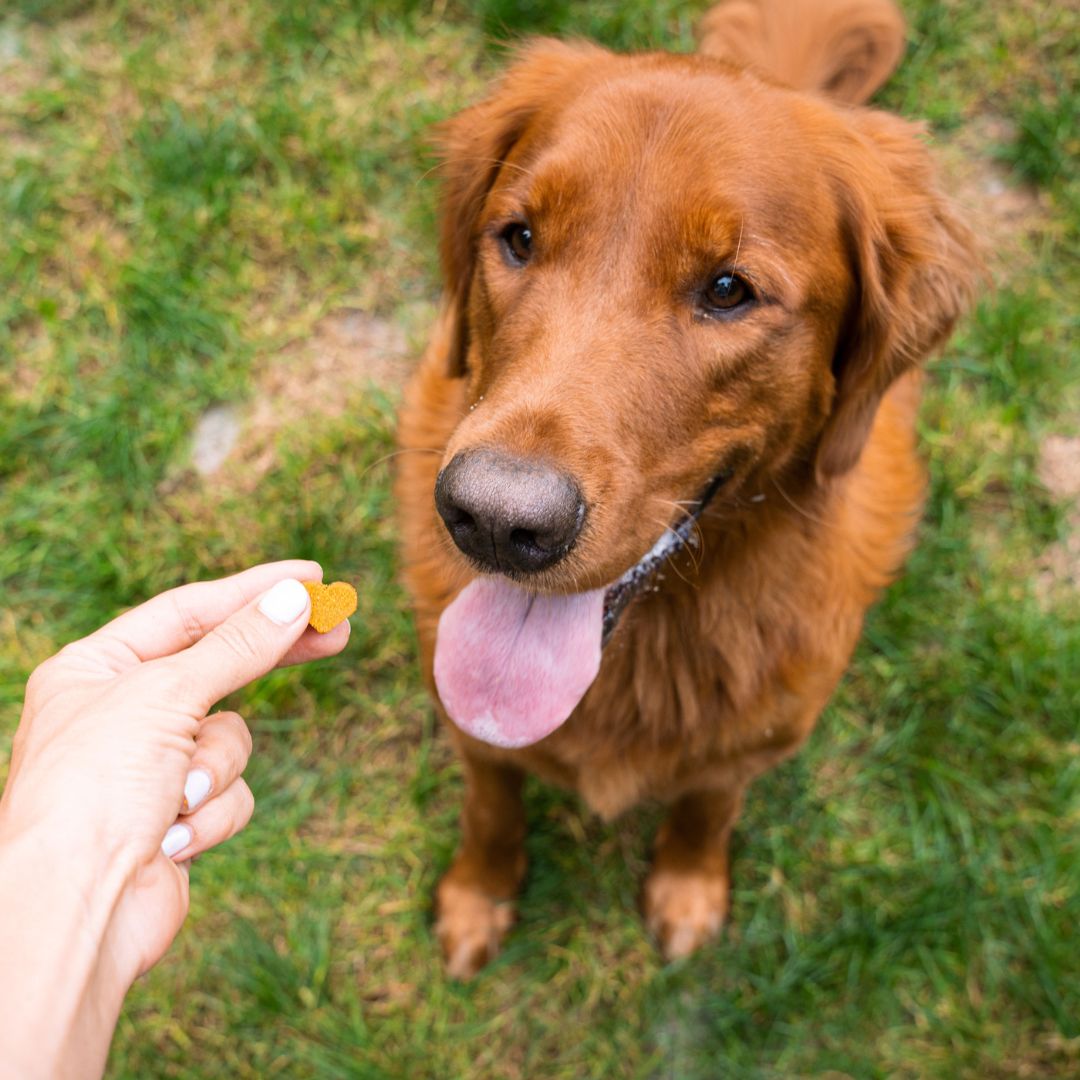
500, 222, 533, 266
703, 272, 752, 313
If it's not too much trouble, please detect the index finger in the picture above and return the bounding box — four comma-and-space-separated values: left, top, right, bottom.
82, 561, 323, 665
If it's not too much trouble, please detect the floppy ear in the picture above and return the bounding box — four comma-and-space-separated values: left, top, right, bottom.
816, 111, 979, 479
436, 39, 605, 377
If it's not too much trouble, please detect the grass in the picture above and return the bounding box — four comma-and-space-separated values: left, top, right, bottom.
1, 1, 1077, 1077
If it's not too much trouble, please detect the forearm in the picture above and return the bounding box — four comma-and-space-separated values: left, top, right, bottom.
0, 818, 132, 1080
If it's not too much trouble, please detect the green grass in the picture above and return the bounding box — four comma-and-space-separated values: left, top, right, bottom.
1, 1, 1078, 1077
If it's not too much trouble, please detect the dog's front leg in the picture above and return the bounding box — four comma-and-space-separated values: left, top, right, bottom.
643, 787, 745, 961
436, 752, 527, 978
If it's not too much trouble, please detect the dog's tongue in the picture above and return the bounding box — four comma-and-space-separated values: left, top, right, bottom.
434, 577, 604, 749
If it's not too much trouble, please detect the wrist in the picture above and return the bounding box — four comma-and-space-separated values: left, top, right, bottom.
0, 808, 134, 1078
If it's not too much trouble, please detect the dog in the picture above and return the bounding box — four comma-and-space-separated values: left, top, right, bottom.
396, 0, 976, 978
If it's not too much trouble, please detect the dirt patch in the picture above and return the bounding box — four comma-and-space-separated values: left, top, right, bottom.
0, 22, 39, 99
1039, 435, 1080, 500
258, 308, 408, 409
936, 114, 1054, 280
3, 323, 53, 404
1037, 434, 1080, 597
182, 308, 410, 492
0, 22, 46, 157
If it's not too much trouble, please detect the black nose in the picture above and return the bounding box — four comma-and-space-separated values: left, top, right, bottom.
435, 450, 586, 575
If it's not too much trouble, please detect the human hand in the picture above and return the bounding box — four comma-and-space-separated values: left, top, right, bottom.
0, 560, 349, 991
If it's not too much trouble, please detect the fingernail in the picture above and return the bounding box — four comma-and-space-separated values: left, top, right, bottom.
181, 769, 212, 813
257, 578, 309, 626
161, 823, 192, 858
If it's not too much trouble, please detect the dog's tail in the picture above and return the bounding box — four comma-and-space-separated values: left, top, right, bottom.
696, 0, 906, 105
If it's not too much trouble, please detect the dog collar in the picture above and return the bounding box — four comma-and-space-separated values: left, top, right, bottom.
601, 470, 731, 645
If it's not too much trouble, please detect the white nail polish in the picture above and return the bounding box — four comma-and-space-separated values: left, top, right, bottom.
183, 769, 212, 813
257, 578, 309, 625
161, 823, 192, 858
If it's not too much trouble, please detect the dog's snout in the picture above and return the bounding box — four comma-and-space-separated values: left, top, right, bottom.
435, 450, 585, 575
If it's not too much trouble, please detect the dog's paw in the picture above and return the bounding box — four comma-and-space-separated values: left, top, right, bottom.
435, 879, 516, 979
643, 867, 729, 961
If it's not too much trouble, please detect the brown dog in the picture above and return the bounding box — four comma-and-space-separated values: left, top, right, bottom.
396, 0, 976, 978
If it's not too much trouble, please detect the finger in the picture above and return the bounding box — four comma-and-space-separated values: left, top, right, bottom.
162, 778, 255, 861
179, 711, 253, 815
82, 560, 324, 666
278, 618, 351, 668
149, 577, 314, 715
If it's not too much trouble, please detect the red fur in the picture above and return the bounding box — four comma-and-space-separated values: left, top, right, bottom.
396, 0, 977, 975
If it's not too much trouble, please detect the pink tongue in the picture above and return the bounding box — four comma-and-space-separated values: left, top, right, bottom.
434, 577, 605, 749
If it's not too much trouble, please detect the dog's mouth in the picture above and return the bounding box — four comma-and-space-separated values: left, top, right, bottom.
433, 472, 729, 749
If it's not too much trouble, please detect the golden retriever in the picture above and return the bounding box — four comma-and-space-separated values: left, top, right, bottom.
396, 0, 976, 977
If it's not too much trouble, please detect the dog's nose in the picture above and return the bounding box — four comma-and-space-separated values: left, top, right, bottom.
435, 450, 586, 575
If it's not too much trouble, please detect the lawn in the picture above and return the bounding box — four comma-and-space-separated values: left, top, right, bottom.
0, 1, 1077, 1077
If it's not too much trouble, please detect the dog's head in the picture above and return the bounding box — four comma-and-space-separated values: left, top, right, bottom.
429, 40, 977, 747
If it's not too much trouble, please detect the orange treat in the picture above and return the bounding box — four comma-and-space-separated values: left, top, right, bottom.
303, 580, 357, 633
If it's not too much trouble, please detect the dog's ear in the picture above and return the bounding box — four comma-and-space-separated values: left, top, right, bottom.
815, 110, 979, 480
697, 0, 907, 106
436, 39, 605, 377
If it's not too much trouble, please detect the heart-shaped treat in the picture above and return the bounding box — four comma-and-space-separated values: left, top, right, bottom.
303, 580, 357, 633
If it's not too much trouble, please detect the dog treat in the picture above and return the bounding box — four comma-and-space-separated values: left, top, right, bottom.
303, 580, 357, 633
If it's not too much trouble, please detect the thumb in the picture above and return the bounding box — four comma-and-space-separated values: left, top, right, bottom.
159, 578, 313, 715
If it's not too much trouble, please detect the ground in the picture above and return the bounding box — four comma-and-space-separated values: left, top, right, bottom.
0, 2, 1077, 1078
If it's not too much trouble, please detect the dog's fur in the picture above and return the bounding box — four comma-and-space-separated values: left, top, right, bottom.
396, 0, 977, 977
